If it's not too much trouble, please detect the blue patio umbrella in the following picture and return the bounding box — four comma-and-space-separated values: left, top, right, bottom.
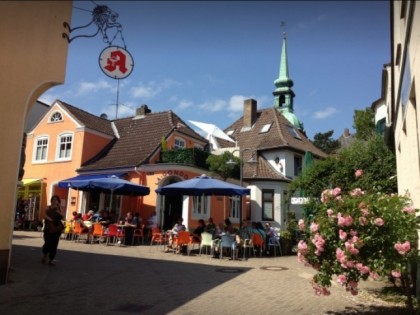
61, 176, 150, 196
59, 175, 150, 212
155, 174, 250, 196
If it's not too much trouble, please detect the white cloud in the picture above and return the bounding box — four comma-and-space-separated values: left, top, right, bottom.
76, 79, 112, 96
100, 103, 135, 120
130, 78, 181, 99
198, 99, 228, 112
313, 107, 338, 119
38, 93, 58, 105
177, 99, 193, 110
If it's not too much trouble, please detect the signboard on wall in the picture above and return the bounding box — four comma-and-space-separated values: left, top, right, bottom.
291, 197, 309, 205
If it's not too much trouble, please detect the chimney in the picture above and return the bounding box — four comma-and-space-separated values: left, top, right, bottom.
243, 99, 257, 128
136, 104, 151, 116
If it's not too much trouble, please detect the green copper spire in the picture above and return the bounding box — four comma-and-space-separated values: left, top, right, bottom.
273, 32, 303, 131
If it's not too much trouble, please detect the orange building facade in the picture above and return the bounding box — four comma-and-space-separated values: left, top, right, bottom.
22, 100, 245, 231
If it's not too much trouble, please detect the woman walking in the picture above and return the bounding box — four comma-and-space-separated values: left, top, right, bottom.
42, 195, 64, 266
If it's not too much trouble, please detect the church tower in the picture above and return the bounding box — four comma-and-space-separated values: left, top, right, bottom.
273, 32, 304, 131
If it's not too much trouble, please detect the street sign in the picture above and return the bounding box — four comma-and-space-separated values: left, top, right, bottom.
291, 197, 309, 205
99, 46, 134, 79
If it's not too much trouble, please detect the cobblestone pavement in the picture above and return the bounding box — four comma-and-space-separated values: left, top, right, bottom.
0, 231, 409, 315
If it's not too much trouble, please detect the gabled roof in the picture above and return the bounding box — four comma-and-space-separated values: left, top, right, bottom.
224, 107, 327, 180
58, 100, 115, 137
79, 110, 208, 172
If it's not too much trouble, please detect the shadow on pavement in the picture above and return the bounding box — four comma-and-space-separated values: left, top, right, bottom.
0, 244, 252, 315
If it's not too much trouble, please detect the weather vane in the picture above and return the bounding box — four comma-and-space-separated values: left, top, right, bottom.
62, 3, 135, 119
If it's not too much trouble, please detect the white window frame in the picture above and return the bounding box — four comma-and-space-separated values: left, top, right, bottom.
32, 136, 49, 163
192, 195, 209, 219
229, 196, 240, 220
174, 137, 186, 149
56, 132, 73, 161
49, 111, 63, 123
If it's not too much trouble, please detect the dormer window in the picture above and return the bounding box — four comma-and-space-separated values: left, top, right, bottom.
226, 130, 235, 136
260, 123, 272, 133
50, 111, 63, 122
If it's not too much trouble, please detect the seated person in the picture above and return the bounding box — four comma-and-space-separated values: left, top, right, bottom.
204, 217, 217, 236
98, 210, 111, 228
165, 217, 186, 252
122, 212, 138, 245
82, 210, 94, 221
233, 220, 254, 255
224, 218, 235, 235
74, 213, 90, 233
265, 222, 279, 254
191, 219, 206, 243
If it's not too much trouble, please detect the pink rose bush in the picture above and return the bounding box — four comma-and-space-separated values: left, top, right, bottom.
297, 182, 418, 300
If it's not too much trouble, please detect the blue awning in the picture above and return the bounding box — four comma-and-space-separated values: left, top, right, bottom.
58, 173, 126, 188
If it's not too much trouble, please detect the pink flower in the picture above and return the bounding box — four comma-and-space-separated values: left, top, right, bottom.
298, 219, 305, 231
321, 189, 332, 203
369, 271, 380, 280
359, 217, 367, 226
394, 241, 411, 255
344, 216, 353, 227
355, 169, 363, 178
391, 270, 401, 278
356, 263, 370, 274
402, 206, 416, 214
310, 222, 319, 233
332, 187, 341, 197
297, 240, 308, 254
350, 188, 364, 197
337, 213, 346, 226
345, 242, 359, 255
337, 274, 347, 285
326, 208, 334, 217
339, 229, 347, 240
312, 234, 326, 253
360, 208, 369, 217
336, 248, 345, 261
374, 218, 384, 226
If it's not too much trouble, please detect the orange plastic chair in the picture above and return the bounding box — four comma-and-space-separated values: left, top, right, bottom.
150, 227, 166, 247
132, 224, 145, 245
252, 233, 265, 257
91, 222, 105, 244
105, 224, 125, 246
175, 231, 192, 255
73, 221, 90, 242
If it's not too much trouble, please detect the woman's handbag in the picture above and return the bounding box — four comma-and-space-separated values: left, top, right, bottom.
46, 220, 65, 234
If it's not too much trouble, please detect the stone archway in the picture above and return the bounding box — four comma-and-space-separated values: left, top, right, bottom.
0, 2, 72, 284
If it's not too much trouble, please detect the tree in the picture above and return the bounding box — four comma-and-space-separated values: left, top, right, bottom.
206, 151, 240, 181
289, 134, 397, 200
353, 107, 375, 140
312, 130, 341, 155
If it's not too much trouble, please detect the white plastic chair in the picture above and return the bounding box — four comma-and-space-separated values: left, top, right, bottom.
268, 236, 282, 256
199, 232, 214, 256
242, 238, 255, 260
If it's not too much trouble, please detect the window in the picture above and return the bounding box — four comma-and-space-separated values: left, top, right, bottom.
262, 190, 274, 220
288, 126, 302, 140
229, 196, 240, 219
57, 134, 73, 160
260, 123, 272, 133
294, 155, 302, 176
174, 138, 185, 149
34, 137, 48, 162
226, 129, 235, 136
192, 195, 209, 218
49, 111, 63, 122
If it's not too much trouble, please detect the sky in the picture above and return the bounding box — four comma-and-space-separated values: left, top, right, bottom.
40, 1, 391, 140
